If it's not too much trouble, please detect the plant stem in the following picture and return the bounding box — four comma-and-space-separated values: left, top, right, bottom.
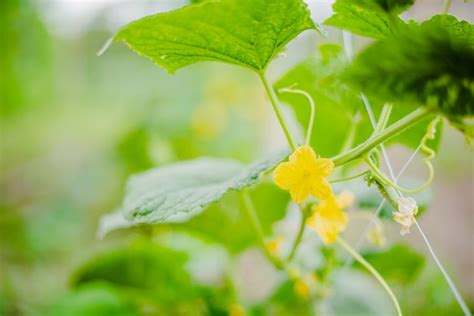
287, 208, 307, 261
259, 73, 296, 151
337, 238, 402, 316
331, 107, 430, 167
374, 104, 392, 135
443, 0, 453, 13
373, 178, 399, 209
240, 191, 285, 270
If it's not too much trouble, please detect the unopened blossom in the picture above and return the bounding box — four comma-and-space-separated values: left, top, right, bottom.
306, 191, 354, 244
393, 197, 418, 235
273, 145, 334, 203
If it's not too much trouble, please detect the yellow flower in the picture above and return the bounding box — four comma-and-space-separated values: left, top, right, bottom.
393, 197, 418, 235
273, 145, 334, 203
228, 303, 246, 316
265, 237, 284, 255
294, 279, 311, 299
306, 192, 353, 244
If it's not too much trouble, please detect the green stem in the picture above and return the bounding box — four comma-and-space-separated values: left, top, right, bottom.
331, 107, 430, 167
373, 178, 399, 209
240, 191, 285, 270
374, 104, 392, 135
443, 0, 453, 13
287, 208, 307, 261
260, 74, 296, 151
337, 238, 402, 316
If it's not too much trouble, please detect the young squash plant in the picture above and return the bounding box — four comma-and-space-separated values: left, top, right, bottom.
76, 0, 473, 315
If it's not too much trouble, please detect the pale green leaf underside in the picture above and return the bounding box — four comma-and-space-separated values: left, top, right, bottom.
122, 150, 290, 223
114, 0, 316, 73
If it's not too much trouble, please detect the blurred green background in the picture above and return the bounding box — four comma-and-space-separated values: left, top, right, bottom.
1, 0, 473, 315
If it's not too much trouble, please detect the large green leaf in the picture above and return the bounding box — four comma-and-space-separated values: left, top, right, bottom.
275, 44, 441, 157
354, 243, 425, 284
344, 15, 474, 120
122, 150, 289, 224
114, 0, 316, 73
71, 242, 197, 303
99, 182, 289, 253
70, 241, 234, 314
324, 0, 413, 39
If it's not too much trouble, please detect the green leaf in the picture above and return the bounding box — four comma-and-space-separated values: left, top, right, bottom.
99, 183, 289, 253
71, 242, 197, 302
421, 14, 474, 42
122, 150, 289, 224
354, 243, 425, 284
275, 44, 441, 157
70, 241, 235, 314
324, 0, 413, 39
47, 284, 137, 316
114, 0, 316, 73
252, 279, 314, 316
344, 15, 474, 120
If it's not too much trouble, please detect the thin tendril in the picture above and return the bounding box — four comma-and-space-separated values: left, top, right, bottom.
278, 86, 316, 145
337, 238, 402, 316
330, 170, 369, 183
365, 116, 440, 194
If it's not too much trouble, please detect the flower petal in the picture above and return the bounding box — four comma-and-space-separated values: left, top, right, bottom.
313, 158, 334, 177
289, 145, 317, 166
273, 162, 297, 190
310, 179, 332, 199
289, 181, 312, 203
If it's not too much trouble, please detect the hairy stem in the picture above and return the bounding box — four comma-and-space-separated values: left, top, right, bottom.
331, 107, 430, 166
337, 238, 402, 316
260, 74, 296, 151
240, 191, 285, 270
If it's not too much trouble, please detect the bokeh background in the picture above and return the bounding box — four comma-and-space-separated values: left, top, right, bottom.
1, 0, 473, 315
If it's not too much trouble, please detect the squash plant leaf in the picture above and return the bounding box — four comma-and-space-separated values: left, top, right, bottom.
121, 149, 290, 224
114, 0, 317, 73
324, 0, 414, 39
71, 242, 205, 304
99, 183, 290, 254
344, 15, 474, 121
